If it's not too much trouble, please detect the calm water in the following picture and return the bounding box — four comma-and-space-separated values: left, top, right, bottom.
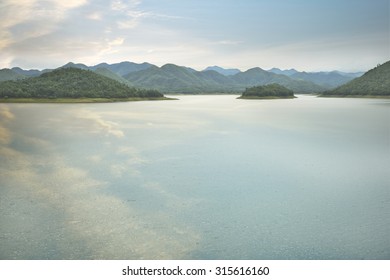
0, 95, 389, 259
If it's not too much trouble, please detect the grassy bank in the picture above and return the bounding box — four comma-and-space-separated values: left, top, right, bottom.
0, 97, 177, 103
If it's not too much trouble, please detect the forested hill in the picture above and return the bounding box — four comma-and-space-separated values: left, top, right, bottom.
0, 68, 163, 99
321, 61, 390, 96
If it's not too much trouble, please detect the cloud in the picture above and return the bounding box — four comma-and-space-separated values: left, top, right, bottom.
104, 37, 126, 52
111, 0, 140, 11
86, 11, 102, 20
0, 0, 87, 40
211, 40, 243, 46
0, 0, 388, 71
110, 0, 146, 29
0, 0, 88, 68
117, 19, 139, 29
57, 0, 88, 9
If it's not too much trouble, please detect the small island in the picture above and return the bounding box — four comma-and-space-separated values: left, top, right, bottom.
0, 68, 170, 103
237, 83, 295, 99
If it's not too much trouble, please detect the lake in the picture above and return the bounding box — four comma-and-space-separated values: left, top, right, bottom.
0, 95, 389, 259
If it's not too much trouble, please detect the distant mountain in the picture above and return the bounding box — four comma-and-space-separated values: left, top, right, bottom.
58, 62, 135, 87
0, 69, 26, 82
290, 71, 354, 88
11, 67, 44, 77
321, 61, 390, 96
0, 68, 163, 99
124, 64, 324, 93
93, 67, 133, 87
268, 68, 299, 76
333, 71, 364, 78
91, 61, 154, 76
10, 61, 155, 79
203, 66, 241, 76
124, 64, 237, 93
231, 67, 325, 93
268, 68, 364, 89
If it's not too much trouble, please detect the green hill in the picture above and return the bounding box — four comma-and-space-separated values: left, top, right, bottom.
321, 61, 390, 96
238, 84, 295, 99
0, 68, 163, 99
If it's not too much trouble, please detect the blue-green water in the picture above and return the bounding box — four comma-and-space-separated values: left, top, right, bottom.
0, 95, 389, 259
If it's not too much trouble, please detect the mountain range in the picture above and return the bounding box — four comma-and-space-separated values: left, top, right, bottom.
0, 61, 366, 94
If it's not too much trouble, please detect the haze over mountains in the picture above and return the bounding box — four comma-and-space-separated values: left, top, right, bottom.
1, 61, 365, 94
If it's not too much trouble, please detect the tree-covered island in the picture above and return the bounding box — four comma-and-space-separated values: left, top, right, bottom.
238, 83, 295, 99
0, 68, 169, 102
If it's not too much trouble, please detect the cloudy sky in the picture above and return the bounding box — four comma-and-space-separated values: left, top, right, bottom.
0, 0, 389, 71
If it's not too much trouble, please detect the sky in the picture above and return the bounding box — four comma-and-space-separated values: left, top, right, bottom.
0, 0, 389, 72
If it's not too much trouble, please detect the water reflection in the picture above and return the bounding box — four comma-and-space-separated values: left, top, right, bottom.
0, 96, 389, 259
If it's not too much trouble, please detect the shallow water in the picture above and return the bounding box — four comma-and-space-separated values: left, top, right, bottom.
0, 95, 389, 259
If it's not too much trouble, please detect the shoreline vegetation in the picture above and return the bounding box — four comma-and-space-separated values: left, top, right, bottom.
238, 84, 295, 99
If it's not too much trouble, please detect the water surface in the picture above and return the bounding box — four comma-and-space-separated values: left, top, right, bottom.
0, 95, 389, 259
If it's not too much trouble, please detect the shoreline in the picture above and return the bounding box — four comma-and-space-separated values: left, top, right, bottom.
0, 97, 177, 103
237, 95, 296, 100
318, 95, 390, 99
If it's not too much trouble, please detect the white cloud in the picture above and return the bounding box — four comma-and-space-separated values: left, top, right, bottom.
0, 0, 88, 68
212, 40, 243, 46
117, 18, 139, 29
86, 11, 102, 20
57, 0, 88, 9
111, 0, 141, 11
